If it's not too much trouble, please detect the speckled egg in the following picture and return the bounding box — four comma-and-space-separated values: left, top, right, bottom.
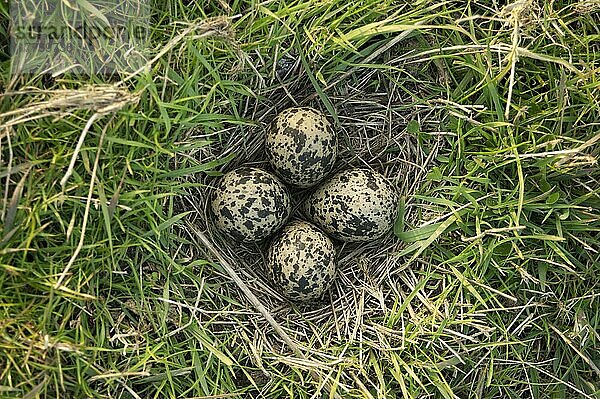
266, 107, 337, 188
267, 220, 337, 302
211, 167, 291, 242
303, 169, 399, 242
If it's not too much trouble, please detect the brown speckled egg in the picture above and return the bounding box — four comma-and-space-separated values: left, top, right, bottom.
266, 107, 337, 188
211, 167, 291, 242
303, 169, 398, 242
267, 220, 337, 302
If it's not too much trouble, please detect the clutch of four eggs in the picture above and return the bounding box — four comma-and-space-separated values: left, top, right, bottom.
210, 107, 399, 301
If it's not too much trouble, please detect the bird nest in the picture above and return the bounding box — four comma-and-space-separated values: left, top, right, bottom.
177, 52, 445, 393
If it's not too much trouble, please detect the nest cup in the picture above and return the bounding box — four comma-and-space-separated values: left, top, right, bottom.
181, 61, 442, 382
185, 70, 438, 300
